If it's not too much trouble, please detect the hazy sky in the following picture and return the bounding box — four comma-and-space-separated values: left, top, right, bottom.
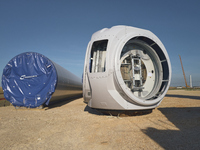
1, 0, 200, 87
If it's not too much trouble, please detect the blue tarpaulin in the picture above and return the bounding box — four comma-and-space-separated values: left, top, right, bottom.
2, 52, 57, 108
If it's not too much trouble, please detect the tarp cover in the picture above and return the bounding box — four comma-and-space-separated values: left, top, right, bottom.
2, 52, 57, 108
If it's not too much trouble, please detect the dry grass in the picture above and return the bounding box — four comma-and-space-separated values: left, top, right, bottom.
0, 87, 3, 94
0, 87, 4, 99
0, 87, 10, 107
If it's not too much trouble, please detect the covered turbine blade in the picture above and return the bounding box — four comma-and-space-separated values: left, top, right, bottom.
2, 52, 82, 108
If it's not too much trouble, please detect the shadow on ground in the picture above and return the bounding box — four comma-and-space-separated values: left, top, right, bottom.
84, 105, 153, 116
46, 95, 83, 109
142, 107, 200, 149
84, 105, 104, 115
166, 94, 200, 100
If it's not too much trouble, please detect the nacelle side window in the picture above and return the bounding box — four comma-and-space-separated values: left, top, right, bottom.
89, 40, 108, 73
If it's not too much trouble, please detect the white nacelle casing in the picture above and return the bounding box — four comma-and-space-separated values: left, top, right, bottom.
83, 25, 171, 110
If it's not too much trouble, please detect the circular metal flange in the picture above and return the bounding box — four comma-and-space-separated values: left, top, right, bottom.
114, 38, 164, 106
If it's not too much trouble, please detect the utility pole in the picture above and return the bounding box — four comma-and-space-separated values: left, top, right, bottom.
179, 55, 189, 88
190, 75, 192, 88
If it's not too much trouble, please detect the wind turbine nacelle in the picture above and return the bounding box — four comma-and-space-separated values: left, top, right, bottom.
83, 25, 171, 110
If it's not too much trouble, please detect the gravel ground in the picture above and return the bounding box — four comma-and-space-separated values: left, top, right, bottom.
0, 90, 200, 150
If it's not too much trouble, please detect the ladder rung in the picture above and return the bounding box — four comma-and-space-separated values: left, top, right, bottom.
162, 80, 169, 82
132, 87, 144, 91
161, 59, 167, 62
124, 80, 132, 82
150, 43, 156, 47
121, 63, 131, 65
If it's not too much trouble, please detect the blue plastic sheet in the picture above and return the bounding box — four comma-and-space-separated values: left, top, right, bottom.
2, 52, 57, 108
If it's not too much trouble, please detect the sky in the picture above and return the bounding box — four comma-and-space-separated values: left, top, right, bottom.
0, 0, 200, 87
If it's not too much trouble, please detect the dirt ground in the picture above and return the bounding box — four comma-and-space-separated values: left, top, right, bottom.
0, 90, 200, 150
